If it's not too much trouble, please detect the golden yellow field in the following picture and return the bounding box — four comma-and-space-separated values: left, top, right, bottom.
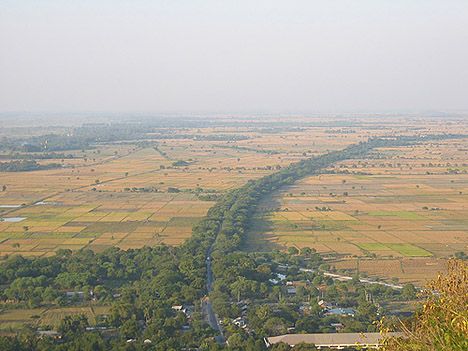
246, 135, 468, 284
0, 123, 365, 257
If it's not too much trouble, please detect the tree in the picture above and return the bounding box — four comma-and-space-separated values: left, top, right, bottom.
401, 283, 417, 300
230, 277, 248, 302
227, 333, 244, 348
293, 344, 318, 350
121, 318, 139, 339
270, 343, 291, 351
264, 317, 288, 335
58, 314, 89, 336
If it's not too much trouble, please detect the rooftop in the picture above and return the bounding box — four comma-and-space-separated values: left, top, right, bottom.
265, 332, 402, 348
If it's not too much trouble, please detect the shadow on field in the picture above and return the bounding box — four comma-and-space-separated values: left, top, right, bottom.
242, 197, 286, 252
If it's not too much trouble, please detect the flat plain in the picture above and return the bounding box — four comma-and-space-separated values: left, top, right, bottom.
1, 117, 467, 285
0, 120, 364, 257
246, 134, 468, 284
0, 116, 467, 335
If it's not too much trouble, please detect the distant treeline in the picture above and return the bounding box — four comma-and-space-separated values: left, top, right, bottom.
0, 152, 74, 160
212, 144, 279, 155
0, 160, 62, 172
0, 124, 250, 153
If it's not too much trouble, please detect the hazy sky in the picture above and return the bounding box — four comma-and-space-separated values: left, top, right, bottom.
1, 1, 467, 113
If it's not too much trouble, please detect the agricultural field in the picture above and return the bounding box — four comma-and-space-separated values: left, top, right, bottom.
246, 135, 468, 284
0, 120, 368, 257
1, 117, 466, 261
0, 305, 111, 332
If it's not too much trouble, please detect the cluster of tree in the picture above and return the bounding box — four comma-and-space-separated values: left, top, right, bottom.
0, 160, 61, 172
0, 247, 204, 307
324, 129, 356, 134
6, 126, 148, 152
212, 145, 279, 155
1, 260, 463, 351
210, 249, 414, 337
172, 160, 190, 167
123, 187, 160, 193
197, 193, 223, 201
0, 245, 218, 349
0, 309, 214, 351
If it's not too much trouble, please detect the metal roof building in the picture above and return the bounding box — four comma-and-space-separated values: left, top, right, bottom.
265, 332, 402, 349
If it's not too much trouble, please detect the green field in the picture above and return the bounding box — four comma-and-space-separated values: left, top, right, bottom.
386, 243, 432, 257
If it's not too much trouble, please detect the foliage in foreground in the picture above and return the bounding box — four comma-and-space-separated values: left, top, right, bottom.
381, 259, 468, 351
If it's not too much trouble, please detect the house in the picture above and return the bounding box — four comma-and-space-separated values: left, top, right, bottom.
287, 280, 307, 287
318, 300, 332, 309
265, 332, 403, 349
286, 287, 297, 295
173, 304, 194, 318
37, 330, 62, 340
299, 268, 314, 273
239, 303, 249, 315
330, 323, 344, 332
65, 291, 84, 299
232, 317, 247, 328
325, 307, 356, 317
277, 273, 287, 280
85, 326, 109, 331
172, 305, 185, 312
270, 273, 287, 285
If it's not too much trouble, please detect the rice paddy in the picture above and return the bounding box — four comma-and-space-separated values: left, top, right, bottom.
0, 123, 366, 257
246, 135, 468, 283
1, 118, 467, 284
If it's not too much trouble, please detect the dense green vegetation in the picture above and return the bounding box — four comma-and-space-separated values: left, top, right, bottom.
0, 247, 214, 350
0, 160, 62, 172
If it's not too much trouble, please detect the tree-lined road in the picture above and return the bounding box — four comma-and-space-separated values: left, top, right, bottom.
203, 252, 225, 344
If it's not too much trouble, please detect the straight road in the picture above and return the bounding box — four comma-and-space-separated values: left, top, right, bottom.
203, 252, 225, 344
